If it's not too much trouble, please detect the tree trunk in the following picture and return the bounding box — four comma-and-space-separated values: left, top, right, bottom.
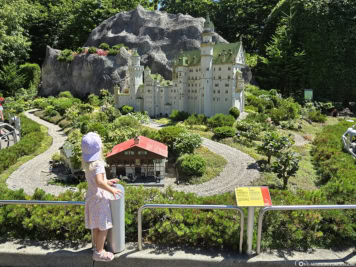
283, 176, 288, 190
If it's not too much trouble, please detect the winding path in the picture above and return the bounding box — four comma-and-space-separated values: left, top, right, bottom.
6, 113, 260, 197
148, 122, 260, 196
6, 110, 74, 196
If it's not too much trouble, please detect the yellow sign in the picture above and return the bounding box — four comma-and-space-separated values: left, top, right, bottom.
235, 187, 272, 207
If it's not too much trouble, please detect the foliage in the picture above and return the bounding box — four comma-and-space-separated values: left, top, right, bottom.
57, 49, 74, 62
307, 110, 326, 123
0, 63, 26, 96
0, 115, 44, 174
98, 43, 110, 50
176, 154, 206, 179
87, 94, 100, 106
258, 131, 288, 164
126, 112, 149, 124
67, 129, 83, 169
157, 126, 187, 155
173, 132, 202, 156
51, 97, 81, 116
207, 113, 235, 128
185, 114, 207, 126
272, 151, 301, 189
113, 115, 140, 129
87, 47, 96, 54
120, 105, 134, 115
169, 109, 190, 122
229, 107, 240, 119
77, 47, 85, 54
58, 91, 73, 98
235, 121, 262, 141
99, 89, 114, 106
107, 48, 119, 56
19, 63, 41, 95
213, 126, 236, 140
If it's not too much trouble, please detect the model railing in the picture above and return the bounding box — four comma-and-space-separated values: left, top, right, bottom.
257, 205, 356, 254
137, 204, 245, 253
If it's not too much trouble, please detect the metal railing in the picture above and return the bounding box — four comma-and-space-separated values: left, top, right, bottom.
0, 200, 85, 206
137, 204, 244, 253
257, 205, 356, 254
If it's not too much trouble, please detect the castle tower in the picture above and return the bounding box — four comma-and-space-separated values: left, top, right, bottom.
128, 49, 144, 108
200, 14, 215, 117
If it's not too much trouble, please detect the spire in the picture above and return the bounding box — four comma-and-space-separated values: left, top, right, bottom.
203, 14, 214, 31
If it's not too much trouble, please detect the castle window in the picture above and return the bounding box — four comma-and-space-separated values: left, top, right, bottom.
228, 76, 231, 79
202, 94, 204, 97
161, 90, 163, 92
219, 67, 221, 71
225, 90, 228, 94
195, 96, 197, 100
215, 84, 218, 87
214, 67, 215, 71
148, 90, 151, 93
196, 69, 198, 72
218, 90, 220, 93
225, 98, 228, 101
218, 76, 221, 79
206, 68, 209, 71
225, 83, 229, 87
228, 67, 231, 71
213, 90, 216, 93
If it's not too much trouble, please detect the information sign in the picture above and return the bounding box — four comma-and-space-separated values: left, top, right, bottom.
235, 187, 272, 207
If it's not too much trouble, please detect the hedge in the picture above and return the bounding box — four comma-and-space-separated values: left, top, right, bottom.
0, 115, 44, 174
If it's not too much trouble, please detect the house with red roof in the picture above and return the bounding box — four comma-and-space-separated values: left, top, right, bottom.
106, 136, 168, 183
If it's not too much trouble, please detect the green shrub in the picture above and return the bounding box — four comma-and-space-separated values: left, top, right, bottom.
158, 126, 187, 154
33, 98, 50, 110
77, 47, 85, 54
229, 107, 240, 119
58, 91, 73, 98
170, 109, 190, 122
308, 110, 327, 123
108, 49, 119, 56
213, 126, 236, 140
57, 49, 74, 62
207, 113, 235, 128
235, 121, 262, 140
87, 94, 100, 106
185, 114, 207, 126
112, 44, 127, 50
19, 63, 41, 90
88, 47, 97, 54
44, 105, 59, 117
99, 43, 110, 50
113, 115, 140, 129
173, 132, 202, 156
52, 98, 81, 116
177, 154, 206, 178
120, 105, 134, 115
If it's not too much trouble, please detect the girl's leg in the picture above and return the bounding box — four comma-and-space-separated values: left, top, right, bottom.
93, 228, 99, 249
96, 229, 108, 253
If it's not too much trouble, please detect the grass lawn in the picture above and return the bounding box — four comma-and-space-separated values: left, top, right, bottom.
153, 118, 174, 125
0, 125, 52, 186
188, 146, 227, 185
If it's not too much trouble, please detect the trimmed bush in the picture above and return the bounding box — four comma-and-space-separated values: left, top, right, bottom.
58, 91, 73, 98
77, 47, 85, 54
207, 113, 235, 128
108, 49, 119, 56
229, 107, 240, 119
19, 63, 41, 90
57, 49, 74, 62
99, 43, 110, 50
170, 109, 190, 122
213, 126, 236, 140
308, 110, 327, 123
120, 105, 134, 115
88, 47, 97, 54
177, 154, 206, 178
173, 132, 202, 156
113, 115, 140, 128
157, 126, 187, 154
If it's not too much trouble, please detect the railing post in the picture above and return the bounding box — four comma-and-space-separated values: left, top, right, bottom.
246, 206, 255, 255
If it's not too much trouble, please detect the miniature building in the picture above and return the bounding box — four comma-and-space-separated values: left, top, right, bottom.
106, 136, 168, 181
115, 15, 246, 117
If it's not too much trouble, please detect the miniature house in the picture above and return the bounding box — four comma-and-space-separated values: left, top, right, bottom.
115, 15, 246, 117
106, 136, 168, 181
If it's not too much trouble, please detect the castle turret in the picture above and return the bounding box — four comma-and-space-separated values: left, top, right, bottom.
201, 14, 215, 117
128, 49, 144, 109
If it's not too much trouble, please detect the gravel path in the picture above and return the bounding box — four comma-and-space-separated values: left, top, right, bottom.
6, 110, 77, 196
292, 132, 309, 147
147, 122, 260, 196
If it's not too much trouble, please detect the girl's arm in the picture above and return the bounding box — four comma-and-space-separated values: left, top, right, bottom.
95, 173, 122, 197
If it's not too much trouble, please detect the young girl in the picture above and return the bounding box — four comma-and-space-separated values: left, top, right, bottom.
81, 132, 123, 262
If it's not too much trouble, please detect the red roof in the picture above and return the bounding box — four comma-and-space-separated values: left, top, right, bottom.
106, 136, 168, 158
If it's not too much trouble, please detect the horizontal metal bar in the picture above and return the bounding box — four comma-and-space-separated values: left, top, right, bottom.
0, 200, 85, 206
137, 204, 244, 253
257, 205, 356, 254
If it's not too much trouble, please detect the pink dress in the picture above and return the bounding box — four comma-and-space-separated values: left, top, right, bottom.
85, 161, 114, 231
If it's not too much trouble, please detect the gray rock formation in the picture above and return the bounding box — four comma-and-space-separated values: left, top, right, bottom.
41, 46, 130, 97
84, 5, 227, 80
41, 5, 251, 97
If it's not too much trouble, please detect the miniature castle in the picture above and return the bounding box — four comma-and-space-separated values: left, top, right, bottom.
114, 16, 246, 117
